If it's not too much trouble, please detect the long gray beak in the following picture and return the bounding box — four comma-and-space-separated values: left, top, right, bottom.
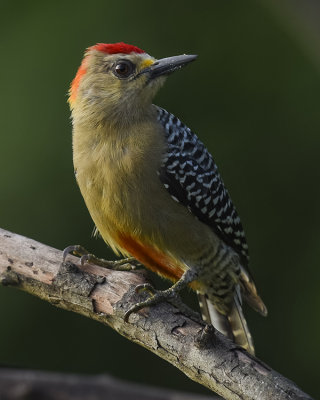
140, 54, 197, 79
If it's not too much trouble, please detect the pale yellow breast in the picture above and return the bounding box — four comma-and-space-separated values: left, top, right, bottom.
73, 119, 165, 252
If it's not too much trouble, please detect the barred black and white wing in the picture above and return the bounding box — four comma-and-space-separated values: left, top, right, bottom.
156, 106, 249, 265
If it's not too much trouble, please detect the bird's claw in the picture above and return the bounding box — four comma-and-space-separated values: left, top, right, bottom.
63, 245, 138, 271
134, 283, 156, 296
80, 254, 91, 266
63, 245, 89, 262
124, 285, 178, 323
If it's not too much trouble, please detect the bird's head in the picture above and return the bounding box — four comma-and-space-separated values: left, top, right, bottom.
69, 42, 197, 125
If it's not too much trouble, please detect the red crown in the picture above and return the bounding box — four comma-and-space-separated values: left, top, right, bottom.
92, 42, 145, 55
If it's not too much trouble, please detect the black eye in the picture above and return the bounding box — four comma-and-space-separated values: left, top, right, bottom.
113, 60, 135, 79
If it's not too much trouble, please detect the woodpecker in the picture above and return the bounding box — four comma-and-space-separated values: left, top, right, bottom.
67, 42, 267, 354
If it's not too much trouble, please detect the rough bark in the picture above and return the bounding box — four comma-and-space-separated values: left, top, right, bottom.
0, 228, 313, 400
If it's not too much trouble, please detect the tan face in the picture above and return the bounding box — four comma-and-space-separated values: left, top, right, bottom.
72, 50, 166, 112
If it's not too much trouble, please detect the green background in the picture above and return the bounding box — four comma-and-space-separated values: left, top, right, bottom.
0, 0, 319, 398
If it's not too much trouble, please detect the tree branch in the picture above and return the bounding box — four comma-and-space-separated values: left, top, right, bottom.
0, 228, 313, 400
0, 368, 218, 400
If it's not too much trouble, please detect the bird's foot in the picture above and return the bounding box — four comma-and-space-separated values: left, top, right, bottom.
124, 269, 198, 322
63, 245, 139, 271
124, 283, 181, 322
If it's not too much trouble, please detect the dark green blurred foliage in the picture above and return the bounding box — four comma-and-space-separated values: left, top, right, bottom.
0, 0, 319, 397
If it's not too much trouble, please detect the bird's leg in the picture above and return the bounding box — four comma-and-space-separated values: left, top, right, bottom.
124, 268, 198, 322
63, 245, 140, 271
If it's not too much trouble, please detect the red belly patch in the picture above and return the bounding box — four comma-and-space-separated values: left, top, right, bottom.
116, 233, 184, 282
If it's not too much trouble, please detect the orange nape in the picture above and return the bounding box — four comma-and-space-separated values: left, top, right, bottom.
116, 233, 184, 282
69, 56, 88, 105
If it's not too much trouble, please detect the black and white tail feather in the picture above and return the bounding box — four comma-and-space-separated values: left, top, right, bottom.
197, 289, 255, 354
